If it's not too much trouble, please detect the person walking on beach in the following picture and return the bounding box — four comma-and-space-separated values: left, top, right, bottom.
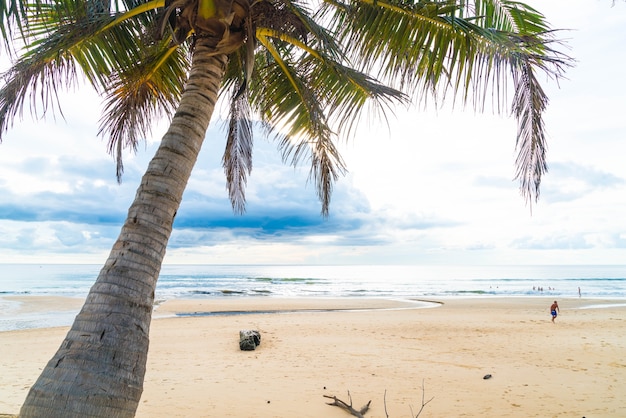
550, 301, 559, 323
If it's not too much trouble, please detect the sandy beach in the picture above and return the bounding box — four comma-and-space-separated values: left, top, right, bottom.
1, 296, 625, 417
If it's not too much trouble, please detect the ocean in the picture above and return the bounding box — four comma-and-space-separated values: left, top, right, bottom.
1, 264, 625, 331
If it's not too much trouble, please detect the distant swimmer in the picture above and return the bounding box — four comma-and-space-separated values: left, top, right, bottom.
550, 301, 559, 323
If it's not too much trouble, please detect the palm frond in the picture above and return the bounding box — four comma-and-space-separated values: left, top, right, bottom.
0, 48, 77, 139
22, 0, 164, 89
223, 86, 254, 214
469, 0, 549, 33
0, 0, 65, 49
306, 131, 347, 216
0, 21, 133, 138
255, 34, 330, 141
1, 0, 26, 49
99, 42, 188, 180
511, 55, 547, 206
0, 1, 89, 134
323, 0, 564, 106
0, 0, 166, 140
249, 6, 409, 215
252, 0, 347, 71
279, 0, 342, 58
322, 0, 572, 205
308, 56, 407, 138
253, 34, 338, 215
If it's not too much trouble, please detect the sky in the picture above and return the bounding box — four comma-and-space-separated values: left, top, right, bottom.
1, 0, 625, 265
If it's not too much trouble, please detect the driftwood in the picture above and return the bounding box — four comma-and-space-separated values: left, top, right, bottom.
324, 392, 371, 417
239, 329, 261, 351
405, 381, 434, 418
325, 382, 433, 418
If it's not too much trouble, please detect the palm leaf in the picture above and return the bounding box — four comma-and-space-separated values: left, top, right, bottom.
252, 24, 406, 215
0, 0, 27, 47
223, 85, 254, 214
99, 42, 188, 180
322, 0, 572, 204
511, 56, 547, 205
252, 35, 337, 215
470, 0, 550, 33
254, 34, 330, 141
1, 0, 167, 140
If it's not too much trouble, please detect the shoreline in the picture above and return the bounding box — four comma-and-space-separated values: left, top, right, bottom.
3, 294, 626, 332
2, 296, 626, 417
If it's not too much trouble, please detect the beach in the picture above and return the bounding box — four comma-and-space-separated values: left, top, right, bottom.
1, 297, 625, 417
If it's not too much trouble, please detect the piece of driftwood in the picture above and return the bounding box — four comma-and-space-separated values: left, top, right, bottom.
326, 384, 433, 418
239, 329, 261, 351
406, 382, 434, 418
324, 392, 371, 417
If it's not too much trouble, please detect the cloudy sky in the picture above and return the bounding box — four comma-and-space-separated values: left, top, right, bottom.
1, 0, 625, 265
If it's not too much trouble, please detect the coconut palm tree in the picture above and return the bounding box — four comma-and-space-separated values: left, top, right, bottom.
1, 0, 569, 416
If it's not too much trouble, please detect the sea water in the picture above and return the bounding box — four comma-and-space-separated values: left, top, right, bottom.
1, 264, 625, 331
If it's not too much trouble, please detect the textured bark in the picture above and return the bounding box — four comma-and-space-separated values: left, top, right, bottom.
20, 46, 228, 418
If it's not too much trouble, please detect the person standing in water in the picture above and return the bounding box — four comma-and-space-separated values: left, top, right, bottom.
550, 301, 560, 323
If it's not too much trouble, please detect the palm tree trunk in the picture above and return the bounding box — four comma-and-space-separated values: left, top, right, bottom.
20, 45, 228, 418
